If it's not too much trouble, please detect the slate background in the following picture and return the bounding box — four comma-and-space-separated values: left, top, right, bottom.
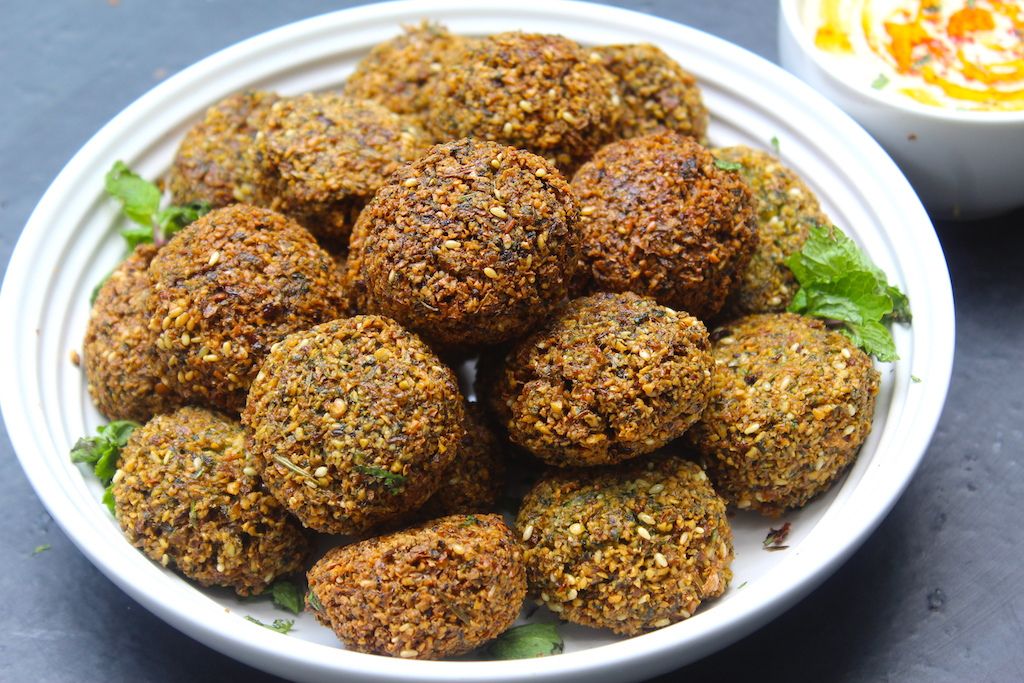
2, 2, 1021, 681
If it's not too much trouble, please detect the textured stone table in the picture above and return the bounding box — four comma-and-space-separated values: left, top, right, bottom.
2, 2, 1021, 681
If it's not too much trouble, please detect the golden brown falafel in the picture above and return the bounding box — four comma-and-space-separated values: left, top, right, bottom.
485, 292, 713, 467
687, 313, 880, 516
112, 407, 308, 595
243, 316, 466, 534
148, 204, 345, 414
516, 456, 733, 635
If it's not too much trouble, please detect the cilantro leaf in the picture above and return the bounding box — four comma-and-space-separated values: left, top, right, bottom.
105, 161, 162, 228
103, 486, 116, 515
487, 624, 563, 660
270, 580, 304, 615
156, 201, 211, 240
245, 616, 294, 634
355, 465, 407, 492
714, 158, 743, 172
70, 421, 139, 513
786, 225, 911, 361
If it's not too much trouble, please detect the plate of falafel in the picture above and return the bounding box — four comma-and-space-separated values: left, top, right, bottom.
0, 1, 954, 682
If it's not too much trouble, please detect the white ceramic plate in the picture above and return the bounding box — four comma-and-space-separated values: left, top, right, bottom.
0, 1, 954, 681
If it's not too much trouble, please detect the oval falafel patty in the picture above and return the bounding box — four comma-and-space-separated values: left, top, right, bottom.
571, 131, 758, 321
307, 514, 526, 659
688, 313, 881, 516
342, 21, 466, 117
423, 32, 620, 171
167, 90, 279, 207
248, 92, 430, 243
83, 244, 181, 422
346, 138, 580, 350
243, 316, 466, 534
111, 407, 308, 595
597, 43, 708, 142
485, 292, 712, 467
715, 145, 829, 317
148, 204, 345, 414
516, 456, 733, 635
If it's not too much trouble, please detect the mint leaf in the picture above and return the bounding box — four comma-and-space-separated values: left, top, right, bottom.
270, 580, 304, 615
120, 224, 155, 249
487, 624, 563, 659
714, 158, 743, 172
105, 161, 161, 228
786, 225, 910, 361
157, 201, 211, 240
245, 616, 294, 635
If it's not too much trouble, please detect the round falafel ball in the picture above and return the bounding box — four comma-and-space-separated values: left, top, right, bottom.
687, 313, 881, 516
343, 22, 466, 117
346, 138, 580, 351
167, 90, 278, 207
597, 43, 708, 142
485, 292, 713, 467
242, 316, 466, 534
571, 131, 758, 321
112, 406, 309, 595
83, 244, 182, 422
149, 204, 346, 414
516, 456, 733, 635
423, 32, 620, 171
714, 145, 829, 317
248, 92, 430, 243
307, 513, 525, 659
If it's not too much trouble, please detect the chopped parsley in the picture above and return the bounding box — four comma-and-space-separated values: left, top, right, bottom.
355, 465, 407, 492
33, 544, 52, 555
770, 135, 781, 155
486, 623, 563, 660
70, 420, 139, 513
244, 616, 294, 635
786, 225, 911, 362
713, 158, 744, 172
871, 73, 890, 90
911, 375, 922, 383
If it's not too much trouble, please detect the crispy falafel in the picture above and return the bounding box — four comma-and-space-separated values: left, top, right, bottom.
242, 316, 466, 534
148, 204, 345, 414
688, 313, 880, 516
307, 513, 525, 659
346, 138, 580, 351
571, 132, 758, 321
111, 406, 308, 595
516, 456, 733, 635
485, 292, 713, 467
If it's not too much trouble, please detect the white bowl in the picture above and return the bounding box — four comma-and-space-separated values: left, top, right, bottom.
778, 0, 1024, 220
0, 1, 954, 682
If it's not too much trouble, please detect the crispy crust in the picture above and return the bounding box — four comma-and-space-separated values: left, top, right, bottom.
83, 244, 182, 422
571, 131, 758, 321
486, 292, 713, 466
242, 316, 466, 534
687, 313, 880, 516
112, 407, 308, 595
148, 204, 345, 414
516, 456, 733, 635
346, 138, 580, 351
307, 514, 525, 659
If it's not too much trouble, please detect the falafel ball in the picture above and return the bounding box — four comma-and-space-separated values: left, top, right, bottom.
713, 146, 828, 317
485, 292, 713, 467
571, 131, 758, 321
342, 22, 466, 117
242, 316, 466, 534
687, 313, 880, 516
597, 43, 708, 142
83, 244, 182, 422
516, 456, 733, 635
112, 406, 308, 595
307, 513, 525, 659
166, 90, 278, 207
423, 32, 620, 171
248, 93, 430, 243
149, 204, 346, 414
346, 138, 580, 351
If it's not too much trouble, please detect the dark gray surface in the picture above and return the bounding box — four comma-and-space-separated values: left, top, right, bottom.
1, 2, 1020, 682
